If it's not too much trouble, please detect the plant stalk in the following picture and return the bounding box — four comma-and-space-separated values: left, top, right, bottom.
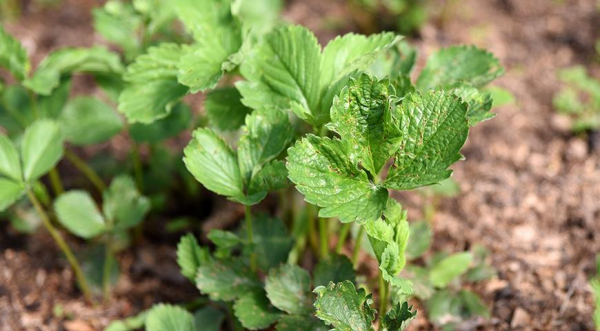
64, 149, 106, 194
336, 223, 351, 254
26, 190, 93, 303
245, 205, 256, 271
48, 168, 64, 196
352, 226, 365, 269
378, 271, 389, 323
131, 142, 144, 193
307, 203, 319, 256
102, 239, 113, 304
318, 217, 329, 259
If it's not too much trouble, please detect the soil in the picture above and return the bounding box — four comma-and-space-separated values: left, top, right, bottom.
1, 0, 600, 330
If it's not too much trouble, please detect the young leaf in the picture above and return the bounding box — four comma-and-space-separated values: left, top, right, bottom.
265, 264, 311, 315
0, 134, 22, 181
145, 304, 194, 331
118, 43, 188, 123
276, 315, 328, 331
176, 233, 209, 281
416, 45, 504, 91
384, 91, 469, 190
102, 175, 150, 230
196, 259, 261, 301
429, 252, 473, 288
204, 87, 251, 131
174, 0, 242, 92
234, 290, 281, 330
183, 128, 245, 200
24, 47, 124, 95
287, 135, 388, 223
54, 191, 107, 239
0, 25, 30, 81
313, 254, 356, 287
381, 301, 416, 331
60, 97, 123, 145
450, 83, 494, 126
21, 119, 64, 182
246, 215, 293, 270
247, 160, 289, 197
313, 281, 376, 331
406, 221, 432, 260
207, 229, 242, 250
0, 178, 25, 212
193, 306, 225, 331
129, 103, 191, 144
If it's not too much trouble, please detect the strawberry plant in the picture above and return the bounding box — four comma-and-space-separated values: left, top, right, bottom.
553, 66, 600, 134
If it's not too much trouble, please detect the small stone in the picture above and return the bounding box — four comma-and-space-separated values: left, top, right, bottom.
64, 320, 95, 331
511, 307, 531, 328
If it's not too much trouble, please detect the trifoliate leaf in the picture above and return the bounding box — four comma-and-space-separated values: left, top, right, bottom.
328, 74, 401, 175
0, 178, 25, 212
174, 0, 242, 92
204, 87, 251, 131
313, 254, 356, 287
118, 43, 188, 124
248, 215, 293, 271
429, 252, 473, 288
24, 47, 123, 95
238, 25, 322, 124
193, 306, 225, 331
287, 135, 388, 223
145, 304, 194, 331
265, 264, 311, 315
54, 191, 107, 239
381, 301, 416, 331
59, 97, 123, 145
0, 25, 30, 81
21, 119, 64, 182
196, 258, 261, 301
176, 233, 209, 281
313, 281, 376, 331
276, 315, 328, 331
384, 91, 469, 190
238, 108, 293, 186
234, 290, 281, 330
416, 45, 504, 91
0, 134, 22, 181
183, 128, 245, 200
406, 221, 432, 260
102, 175, 150, 230
129, 103, 191, 144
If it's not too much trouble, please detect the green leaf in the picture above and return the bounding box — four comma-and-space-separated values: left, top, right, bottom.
176, 233, 209, 281
313, 254, 356, 287
21, 119, 64, 182
118, 43, 188, 124
38, 77, 72, 119
80, 244, 119, 295
0, 134, 22, 181
196, 258, 261, 301
384, 91, 469, 190
313, 281, 376, 331
104, 311, 147, 331
54, 191, 107, 239
92, 3, 142, 61
485, 86, 515, 108
183, 128, 244, 200
174, 0, 242, 92
24, 47, 123, 96
0, 25, 30, 81
381, 301, 417, 331
193, 306, 225, 331
238, 108, 293, 186
145, 304, 194, 331
406, 221, 432, 260
276, 315, 328, 331
248, 160, 289, 196
239, 25, 322, 124
129, 103, 191, 144
416, 45, 504, 91
459, 289, 490, 318
449, 83, 495, 126
265, 264, 311, 315
0, 178, 25, 212
401, 265, 434, 300
102, 175, 150, 230
429, 252, 473, 288
248, 215, 293, 271
207, 229, 242, 249
59, 97, 123, 145
204, 87, 251, 131
328, 74, 401, 175
287, 135, 388, 223
234, 290, 281, 330
231, 0, 283, 34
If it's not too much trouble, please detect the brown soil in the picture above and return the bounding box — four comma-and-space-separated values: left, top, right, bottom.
1, 0, 600, 330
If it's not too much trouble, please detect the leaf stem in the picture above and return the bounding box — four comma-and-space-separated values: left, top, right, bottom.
336, 223, 351, 254
48, 168, 64, 196
378, 271, 389, 323
26, 190, 93, 303
352, 226, 365, 269
102, 240, 113, 304
307, 203, 319, 256
318, 217, 329, 259
131, 141, 144, 193
64, 149, 106, 194
245, 205, 256, 271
